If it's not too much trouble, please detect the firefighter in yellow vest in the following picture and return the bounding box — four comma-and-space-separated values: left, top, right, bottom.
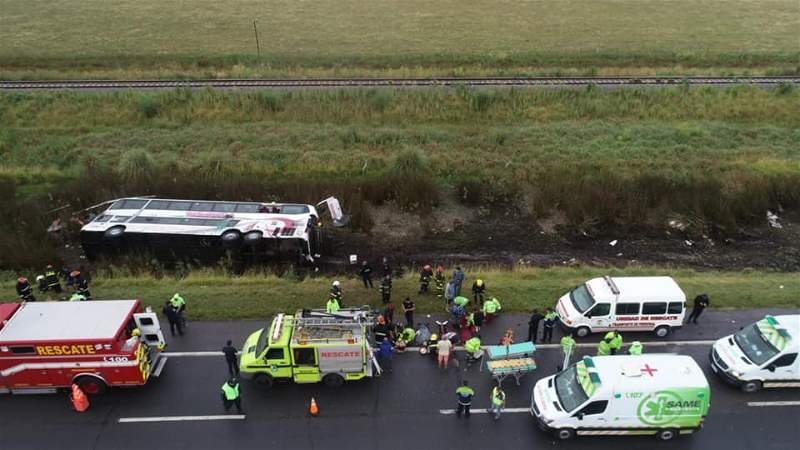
220, 378, 243, 414
326, 296, 340, 314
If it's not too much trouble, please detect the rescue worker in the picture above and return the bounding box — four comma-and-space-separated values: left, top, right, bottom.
687, 293, 710, 324
36, 275, 48, 294
561, 333, 576, 365
15, 276, 35, 302
170, 292, 186, 327
400, 326, 416, 346
488, 385, 506, 420
605, 330, 623, 355
379, 275, 392, 304
597, 336, 612, 356
482, 297, 501, 323
222, 340, 239, 376
528, 309, 544, 342
220, 378, 243, 414
418, 264, 433, 294
402, 297, 415, 328
469, 307, 484, 332
378, 338, 394, 373
162, 300, 183, 336
359, 260, 373, 288
69, 292, 86, 302
62, 267, 74, 290
73, 271, 91, 300
471, 279, 486, 306
451, 266, 465, 296
464, 335, 482, 361
373, 315, 389, 343
444, 281, 456, 305
455, 380, 475, 418
326, 296, 340, 314
453, 296, 469, 308
330, 281, 343, 307
542, 308, 558, 343
44, 264, 62, 294
628, 341, 643, 355
434, 266, 445, 302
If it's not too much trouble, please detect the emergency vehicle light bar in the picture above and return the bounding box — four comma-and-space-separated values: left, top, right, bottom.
272, 314, 285, 341
602, 276, 620, 295
582, 356, 596, 368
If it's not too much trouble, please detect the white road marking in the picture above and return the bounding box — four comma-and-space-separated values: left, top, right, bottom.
163, 340, 715, 357
747, 401, 800, 407
119, 415, 246, 423
439, 407, 530, 415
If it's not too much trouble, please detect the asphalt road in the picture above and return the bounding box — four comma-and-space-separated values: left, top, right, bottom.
1, 309, 797, 450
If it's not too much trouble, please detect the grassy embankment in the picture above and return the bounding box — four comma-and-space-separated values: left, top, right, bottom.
2, 86, 799, 268
3, 266, 798, 320
0, 0, 798, 79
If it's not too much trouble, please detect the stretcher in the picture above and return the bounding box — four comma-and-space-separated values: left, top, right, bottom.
483, 341, 537, 386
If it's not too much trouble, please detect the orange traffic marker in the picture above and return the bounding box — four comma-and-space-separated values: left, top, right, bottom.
309, 397, 319, 416
71, 384, 90, 412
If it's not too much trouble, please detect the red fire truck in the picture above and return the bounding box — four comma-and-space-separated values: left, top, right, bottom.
0, 300, 167, 395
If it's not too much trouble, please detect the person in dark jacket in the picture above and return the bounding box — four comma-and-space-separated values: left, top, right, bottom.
359, 261, 373, 288
72, 270, 91, 299
542, 308, 558, 343
402, 297, 416, 328
162, 300, 183, 336
381, 257, 392, 279
471, 279, 486, 306
330, 280, 343, 307
16, 276, 35, 302
222, 340, 239, 376
451, 267, 465, 296
44, 264, 62, 294
36, 275, 48, 294
418, 265, 433, 294
686, 294, 710, 324
528, 309, 544, 342
379, 275, 392, 304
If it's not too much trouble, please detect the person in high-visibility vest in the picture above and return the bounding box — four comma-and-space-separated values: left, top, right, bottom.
561, 333, 576, 364
483, 297, 501, 323
455, 380, 475, 418
597, 337, 612, 356
605, 331, 623, 355
628, 341, 643, 355
220, 378, 243, 414
69, 292, 87, 302
465, 336, 482, 360
488, 385, 506, 420
542, 308, 558, 343
326, 296, 340, 313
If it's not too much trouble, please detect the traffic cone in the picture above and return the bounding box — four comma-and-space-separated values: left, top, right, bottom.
309, 397, 319, 417
70, 383, 90, 412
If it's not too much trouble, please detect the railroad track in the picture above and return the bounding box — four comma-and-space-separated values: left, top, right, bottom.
1, 76, 798, 90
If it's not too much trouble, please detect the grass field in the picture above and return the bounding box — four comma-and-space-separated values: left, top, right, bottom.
4, 266, 798, 320
2, 86, 799, 268
1, 0, 798, 78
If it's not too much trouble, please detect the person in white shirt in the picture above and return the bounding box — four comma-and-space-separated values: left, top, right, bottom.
437, 337, 452, 369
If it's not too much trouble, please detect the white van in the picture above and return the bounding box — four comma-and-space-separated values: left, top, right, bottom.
556, 276, 686, 338
710, 314, 800, 393
531, 355, 710, 441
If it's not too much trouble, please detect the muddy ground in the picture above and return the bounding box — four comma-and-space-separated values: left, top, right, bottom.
329, 201, 800, 272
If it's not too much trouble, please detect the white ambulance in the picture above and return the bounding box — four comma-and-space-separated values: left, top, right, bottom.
556, 276, 686, 338
710, 314, 800, 392
531, 355, 710, 441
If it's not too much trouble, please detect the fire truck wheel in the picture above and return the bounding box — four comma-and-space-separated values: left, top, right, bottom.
253, 373, 274, 389
322, 373, 345, 388
74, 376, 108, 395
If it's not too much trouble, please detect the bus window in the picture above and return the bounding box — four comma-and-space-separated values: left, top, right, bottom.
235, 203, 261, 213
168, 201, 191, 211
190, 202, 214, 211
213, 203, 236, 213
282, 205, 309, 214
120, 199, 148, 209
145, 200, 170, 210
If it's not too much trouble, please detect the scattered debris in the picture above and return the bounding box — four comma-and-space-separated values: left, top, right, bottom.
668, 219, 687, 231
779, 285, 784, 289
767, 211, 782, 229
685, 240, 693, 247
616, 252, 623, 257
609, 240, 618, 247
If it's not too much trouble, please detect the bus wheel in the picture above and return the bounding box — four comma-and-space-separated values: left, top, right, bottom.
554, 429, 575, 440
741, 380, 762, 393
253, 374, 274, 390
74, 376, 108, 395
221, 230, 242, 248
654, 325, 671, 338
323, 373, 345, 388
656, 428, 678, 441
104, 225, 125, 239
575, 327, 590, 338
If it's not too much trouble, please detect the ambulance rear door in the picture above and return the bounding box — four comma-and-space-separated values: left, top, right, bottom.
133, 312, 166, 348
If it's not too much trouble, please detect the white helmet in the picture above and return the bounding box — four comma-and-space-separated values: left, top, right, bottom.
36, 275, 45, 281
332, 280, 340, 287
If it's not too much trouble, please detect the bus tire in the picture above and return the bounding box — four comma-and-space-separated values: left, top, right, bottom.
252, 373, 274, 390
221, 230, 242, 248
575, 327, 590, 338
554, 428, 575, 440
104, 225, 125, 239
741, 380, 762, 393
74, 375, 108, 395
654, 325, 671, 338
323, 373, 345, 388
656, 428, 679, 441
243, 231, 263, 245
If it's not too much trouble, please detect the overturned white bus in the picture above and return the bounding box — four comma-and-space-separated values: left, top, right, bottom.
80, 197, 345, 264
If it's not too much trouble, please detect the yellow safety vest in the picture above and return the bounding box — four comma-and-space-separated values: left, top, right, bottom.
221, 382, 240, 400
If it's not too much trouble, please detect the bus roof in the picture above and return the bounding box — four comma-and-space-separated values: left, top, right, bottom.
0, 300, 139, 343
580, 354, 708, 397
